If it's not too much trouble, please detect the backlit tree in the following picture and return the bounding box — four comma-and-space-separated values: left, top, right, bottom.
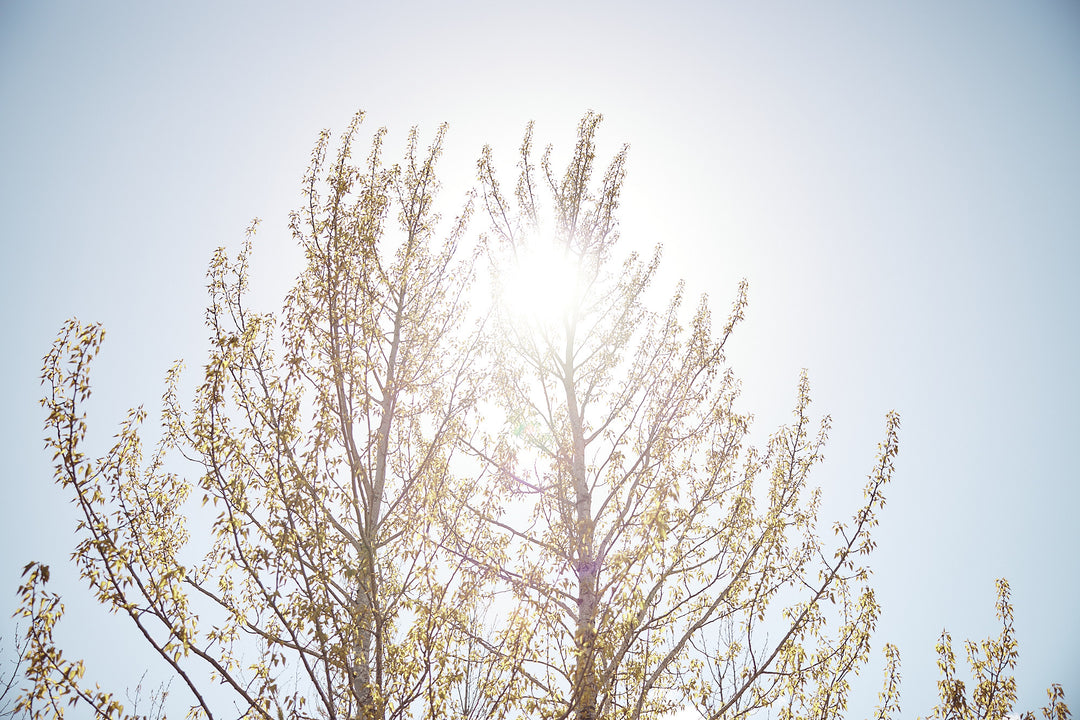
14, 111, 1070, 720
21, 113, 486, 720
465, 112, 897, 720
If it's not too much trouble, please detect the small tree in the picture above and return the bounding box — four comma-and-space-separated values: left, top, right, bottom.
869, 580, 1071, 720
924, 580, 1069, 720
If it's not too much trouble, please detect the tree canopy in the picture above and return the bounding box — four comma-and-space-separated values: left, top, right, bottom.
13, 112, 1069, 720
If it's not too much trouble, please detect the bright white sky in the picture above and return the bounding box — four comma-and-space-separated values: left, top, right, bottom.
1, 1, 1077, 716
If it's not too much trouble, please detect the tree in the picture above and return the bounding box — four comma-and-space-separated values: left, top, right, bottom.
924, 579, 1070, 720
870, 580, 1071, 720
21, 112, 487, 720
465, 111, 897, 720
13, 111, 1069, 720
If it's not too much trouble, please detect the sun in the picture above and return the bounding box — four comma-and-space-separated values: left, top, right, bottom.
498, 239, 583, 332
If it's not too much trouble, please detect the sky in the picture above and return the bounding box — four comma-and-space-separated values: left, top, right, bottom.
1, 1, 1078, 716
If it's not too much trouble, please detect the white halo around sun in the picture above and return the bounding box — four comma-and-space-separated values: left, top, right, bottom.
499, 239, 582, 331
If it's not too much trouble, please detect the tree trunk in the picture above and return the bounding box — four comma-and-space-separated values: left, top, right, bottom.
566, 345, 598, 720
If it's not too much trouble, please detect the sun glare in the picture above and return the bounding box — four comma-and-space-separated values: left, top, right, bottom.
499, 241, 582, 330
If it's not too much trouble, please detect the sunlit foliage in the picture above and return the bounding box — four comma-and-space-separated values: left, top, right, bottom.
22, 113, 486, 720
866, 580, 1070, 720
922, 580, 1069, 720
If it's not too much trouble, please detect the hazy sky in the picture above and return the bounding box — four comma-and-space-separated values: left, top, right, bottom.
2, 1, 1078, 716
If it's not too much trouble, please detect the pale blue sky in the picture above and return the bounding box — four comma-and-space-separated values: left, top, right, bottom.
1, 1, 1078, 716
